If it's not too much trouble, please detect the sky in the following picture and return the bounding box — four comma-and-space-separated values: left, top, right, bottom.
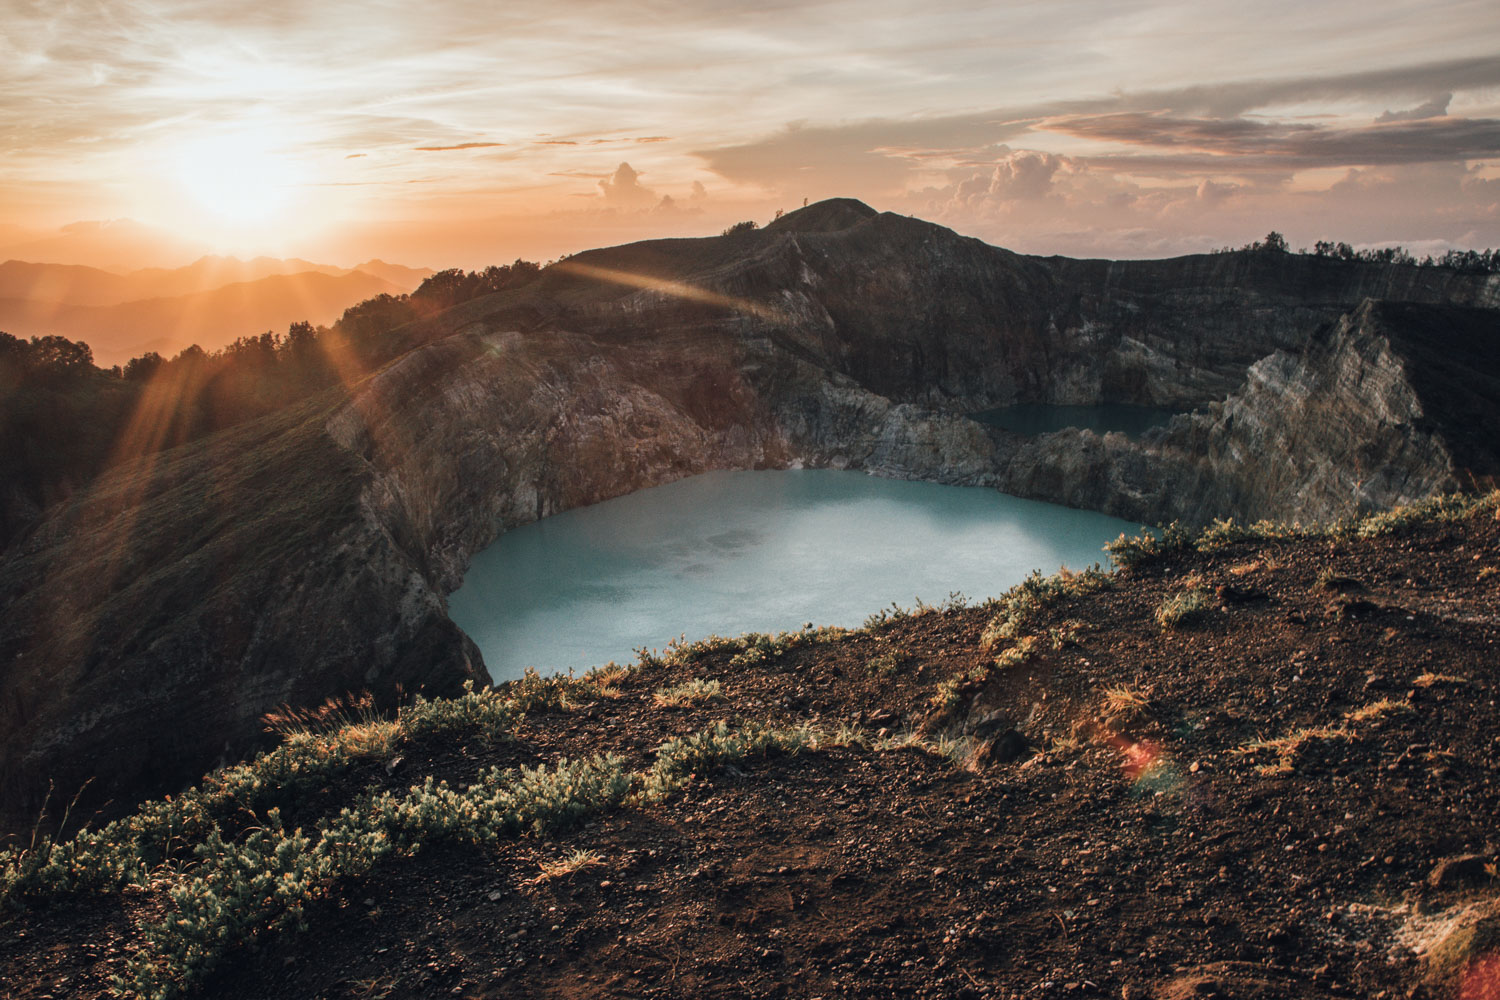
2, 0, 1498, 270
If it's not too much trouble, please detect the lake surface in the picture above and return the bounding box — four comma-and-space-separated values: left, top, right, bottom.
449, 470, 1144, 682
973, 403, 1181, 437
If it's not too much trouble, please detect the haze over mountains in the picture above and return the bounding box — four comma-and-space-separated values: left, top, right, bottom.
0, 254, 433, 365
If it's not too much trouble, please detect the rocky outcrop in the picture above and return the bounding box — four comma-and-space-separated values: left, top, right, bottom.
0, 199, 1495, 828
993, 300, 1500, 525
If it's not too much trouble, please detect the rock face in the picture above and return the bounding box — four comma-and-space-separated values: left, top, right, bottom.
995, 300, 1500, 524
1, 199, 1496, 826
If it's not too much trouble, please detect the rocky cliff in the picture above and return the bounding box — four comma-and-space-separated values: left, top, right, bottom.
1, 199, 1496, 828
994, 299, 1500, 524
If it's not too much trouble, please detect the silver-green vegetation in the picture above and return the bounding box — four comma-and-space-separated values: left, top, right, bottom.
1103, 491, 1500, 570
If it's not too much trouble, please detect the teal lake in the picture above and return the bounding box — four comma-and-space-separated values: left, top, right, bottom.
973, 403, 1181, 437
449, 470, 1144, 681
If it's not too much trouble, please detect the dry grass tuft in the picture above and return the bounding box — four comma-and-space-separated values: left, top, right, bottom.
1102, 686, 1150, 714
1414, 672, 1470, 688
525, 848, 606, 885
585, 663, 631, 699
1346, 699, 1414, 723
1155, 587, 1211, 630
652, 678, 725, 708
1235, 725, 1353, 775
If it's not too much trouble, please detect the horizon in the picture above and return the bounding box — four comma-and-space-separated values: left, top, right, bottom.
2, 1, 1498, 272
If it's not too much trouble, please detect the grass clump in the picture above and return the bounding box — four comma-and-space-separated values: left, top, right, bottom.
978, 567, 1112, 652
1346, 699, 1414, 723
718, 625, 851, 669
652, 678, 725, 708
861, 593, 965, 630
1234, 725, 1352, 776
1108, 491, 1500, 570
1155, 587, 1210, 630
1195, 517, 1304, 554
526, 848, 605, 885
1105, 521, 1195, 570
1103, 686, 1150, 714
115, 752, 636, 998
1353, 492, 1498, 538
1414, 672, 1470, 688
864, 649, 910, 678
582, 662, 631, 699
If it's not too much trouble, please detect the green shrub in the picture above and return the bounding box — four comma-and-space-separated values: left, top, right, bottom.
1105, 522, 1192, 569
641, 721, 812, 801
401, 680, 516, 738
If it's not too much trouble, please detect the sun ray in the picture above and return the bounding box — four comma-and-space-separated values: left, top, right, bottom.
553, 260, 789, 324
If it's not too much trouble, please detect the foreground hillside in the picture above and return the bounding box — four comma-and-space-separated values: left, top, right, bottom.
4, 495, 1498, 999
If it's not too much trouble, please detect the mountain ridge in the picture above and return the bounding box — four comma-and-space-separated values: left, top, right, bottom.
0, 269, 407, 364
0, 198, 1495, 835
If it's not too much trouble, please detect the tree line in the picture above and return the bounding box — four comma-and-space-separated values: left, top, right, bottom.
0, 261, 541, 547
1217, 232, 1499, 273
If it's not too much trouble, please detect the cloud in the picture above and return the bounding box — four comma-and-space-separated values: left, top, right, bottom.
696, 116, 1037, 197
1377, 93, 1452, 122
1041, 113, 1500, 169
1099, 56, 1499, 119
413, 142, 505, 151
1196, 179, 1241, 204
597, 162, 659, 207
948, 149, 1073, 206
692, 54, 1500, 198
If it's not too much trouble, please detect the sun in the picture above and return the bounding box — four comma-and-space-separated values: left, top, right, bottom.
173, 133, 303, 226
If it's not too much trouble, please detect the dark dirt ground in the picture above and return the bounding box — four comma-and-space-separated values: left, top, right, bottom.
4, 508, 1499, 1000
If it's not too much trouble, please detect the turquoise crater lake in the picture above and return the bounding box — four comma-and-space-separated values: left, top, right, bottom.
449, 470, 1144, 682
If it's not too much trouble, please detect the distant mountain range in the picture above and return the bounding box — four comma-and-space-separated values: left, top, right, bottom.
0, 256, 434, 365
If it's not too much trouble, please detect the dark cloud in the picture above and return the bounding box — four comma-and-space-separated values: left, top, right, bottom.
413, 142, 505, 151
1377, 93, 1452, 123
693, 54, 1500, 195
1097, 56, 1499, 118
1043, 113, 1500, 168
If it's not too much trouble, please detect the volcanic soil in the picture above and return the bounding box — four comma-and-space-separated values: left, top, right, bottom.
4, 506, 1500, 1000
